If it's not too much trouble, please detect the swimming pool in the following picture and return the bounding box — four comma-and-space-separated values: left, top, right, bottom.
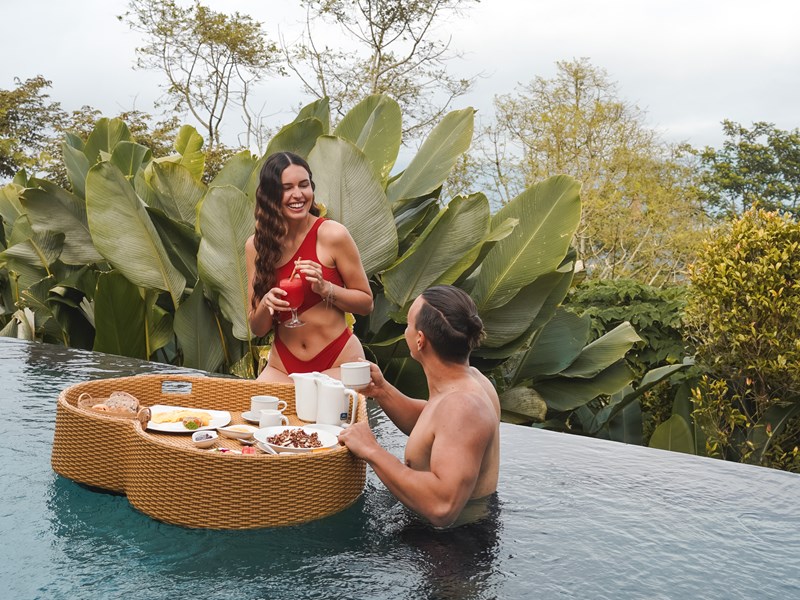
1, 337, 798, 599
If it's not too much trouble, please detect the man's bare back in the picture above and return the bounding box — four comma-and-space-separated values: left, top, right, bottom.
405, 368, 500, 500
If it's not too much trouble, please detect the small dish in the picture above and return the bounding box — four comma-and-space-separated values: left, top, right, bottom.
192, 430, 218, 448
241, 411, 261, 424
217, 424, 258, 440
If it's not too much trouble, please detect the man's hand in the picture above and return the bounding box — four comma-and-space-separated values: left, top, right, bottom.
337, 421, 379, 460
358, 361, 388, 401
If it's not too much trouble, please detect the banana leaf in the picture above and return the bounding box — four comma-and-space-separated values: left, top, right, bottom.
334, 94, 402, 183
499, 386, 548, 422
147, 162, 207, 226
93, 270, 147, 359
146, 207, 200, 287
308, 136, 398, 276
264, 117, 325, 160
110, 141, 152, 179
559, 322, 642, 379
173, 125, 205, 181
174, 281, 225, 373
382, 194, 489, 308
649, 414, 695, 454
0, 183, 25, 231
534, 360, 637, 412
386, 108, 474, 204
295, 97, 331, 134
83, 118, 131, 165
61, 142, 90, 199
209, 150, 259, 191
85, 162, 186, 309
197, 185, 253, 341
514, 309, 591, 379
608, 400, 643, 445
471, 175, 581, 312
20, 181, 103, 265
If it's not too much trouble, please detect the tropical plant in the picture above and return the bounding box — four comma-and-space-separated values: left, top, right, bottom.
0, 94, 648, 434
685, 207, 800, 471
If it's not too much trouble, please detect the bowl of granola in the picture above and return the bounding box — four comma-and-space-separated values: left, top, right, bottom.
254, 426, 339, 454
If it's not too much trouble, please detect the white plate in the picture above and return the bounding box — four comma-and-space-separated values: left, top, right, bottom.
217, 424, 258, 439
241, 411, 262, 424
254, 425, 339, 453
146, 404, 231, 433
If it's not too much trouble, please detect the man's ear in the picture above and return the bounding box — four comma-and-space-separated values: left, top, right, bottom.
417, 331, 426, 351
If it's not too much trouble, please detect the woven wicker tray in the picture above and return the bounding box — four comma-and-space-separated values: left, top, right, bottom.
51, 374, 367, 529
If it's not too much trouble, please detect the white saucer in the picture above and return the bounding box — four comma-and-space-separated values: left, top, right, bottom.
241, 411, 261, 423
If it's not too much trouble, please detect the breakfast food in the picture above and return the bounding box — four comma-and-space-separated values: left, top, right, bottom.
80, 391, 139, 415
151, 409, 213, 426
267, 428, 323, 449
182, 416, 203, 430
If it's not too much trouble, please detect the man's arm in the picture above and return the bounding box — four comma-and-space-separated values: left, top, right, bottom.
360, 362, 426, 435
339, 393, 494, 527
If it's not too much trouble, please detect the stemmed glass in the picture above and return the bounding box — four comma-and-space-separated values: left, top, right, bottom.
279, 276, 305, 328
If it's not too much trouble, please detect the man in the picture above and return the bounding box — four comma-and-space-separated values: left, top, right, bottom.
338, 285, 500, 528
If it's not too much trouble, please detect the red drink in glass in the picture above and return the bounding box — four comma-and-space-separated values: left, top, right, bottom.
279, 276, 305, 327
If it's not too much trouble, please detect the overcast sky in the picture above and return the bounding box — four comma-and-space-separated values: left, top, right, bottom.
3, 0, 799, 151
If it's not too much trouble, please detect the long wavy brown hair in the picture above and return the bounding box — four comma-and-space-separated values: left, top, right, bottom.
251, 152, 320, 309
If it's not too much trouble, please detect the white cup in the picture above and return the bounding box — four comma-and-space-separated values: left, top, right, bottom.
340, 362, 371, 390
251, 395, 287, 414
259, 409, 289, 428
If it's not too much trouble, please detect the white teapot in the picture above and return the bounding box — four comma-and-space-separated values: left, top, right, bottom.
288, 371, 325, 421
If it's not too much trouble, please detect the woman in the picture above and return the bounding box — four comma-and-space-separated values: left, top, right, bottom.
245, 152, 373, 382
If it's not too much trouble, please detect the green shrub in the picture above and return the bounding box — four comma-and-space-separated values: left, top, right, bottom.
685, 207, 800, 471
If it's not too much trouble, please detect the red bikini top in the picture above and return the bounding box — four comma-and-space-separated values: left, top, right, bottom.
275, 218, 345, 320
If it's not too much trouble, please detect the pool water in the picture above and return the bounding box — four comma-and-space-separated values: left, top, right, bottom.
1, 337, 799, 599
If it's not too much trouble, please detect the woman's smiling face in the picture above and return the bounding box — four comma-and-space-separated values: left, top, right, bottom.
280, 163, 314, 221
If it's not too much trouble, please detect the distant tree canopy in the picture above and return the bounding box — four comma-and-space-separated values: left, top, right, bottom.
691, 120, 800, 218
283, 0, 479, 139
120, 0, 284, 150
0, 76, 64, 179
476, 58, 706, 286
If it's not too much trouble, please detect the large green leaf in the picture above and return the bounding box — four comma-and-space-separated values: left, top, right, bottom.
264, 118, 324, 159
499, 386, 548, 422
197, 185, 253, 341
534, 361, 636, 412
209, 150, 259, 191
20, 181, 103, 265
515, 309, 591, 379
649, 414, 695, 454
146, 207, 200, 286
172, 125, 205, 180
560, 322, 642, 378
110, 141, 152, 179
93, 270, 147, 359
0, 215, 64, 271
0, 183, 25, 235
334, 94, 402, 183
147, 161, 207, 226
61, 142, 90, 199
174, 281, 225, 372
386, 108, 474, 204
295, 97, 331, 134
382, 194, 489, 308
471, 175, 581, 312
83, 118, 132, 165
308, 136, 398, 276
608, 400, 643, 445
86, 162, 186, 308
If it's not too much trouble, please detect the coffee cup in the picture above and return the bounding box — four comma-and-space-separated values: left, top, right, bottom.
340, 361, 371, 390
259, 409, 289, 428
251, 395, 287, 414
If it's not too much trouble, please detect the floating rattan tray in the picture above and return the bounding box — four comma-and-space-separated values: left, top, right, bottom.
51, 374, 367, 529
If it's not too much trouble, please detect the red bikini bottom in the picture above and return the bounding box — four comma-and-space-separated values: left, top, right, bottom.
273, 328, 352, 374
